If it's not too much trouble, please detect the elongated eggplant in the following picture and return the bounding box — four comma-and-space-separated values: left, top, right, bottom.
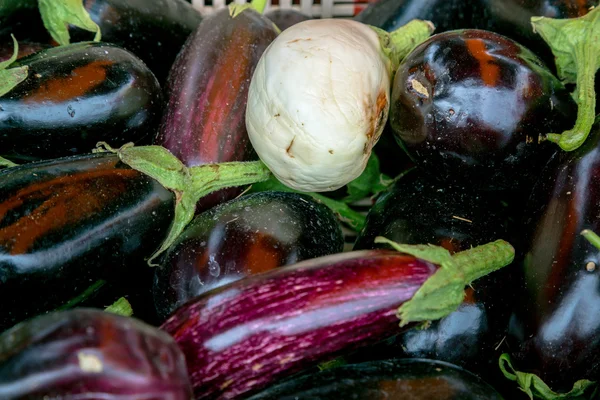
156, 4, 278, 211
0, 153, 174, 332
351, 170, 516, 383
161, 242, 514, 399
0, 41, 162, 163
390, 29, 577, 191
153, 191, 344, 321
505, 120, 600, 392
248, 358, 504, 399
0, 309, 193, 399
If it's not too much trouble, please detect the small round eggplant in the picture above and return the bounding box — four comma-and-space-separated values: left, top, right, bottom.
264, 9, 310, 31
0, 309, 193, 399
248, 358, 504, 400
153, 191, 344, 321
390, 29, 577, 191
0, 153, 174, 332
506, 120, 600, 391
0, 42, 162, 163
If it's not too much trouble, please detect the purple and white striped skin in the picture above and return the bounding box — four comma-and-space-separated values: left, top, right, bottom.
161, 249, 438, 399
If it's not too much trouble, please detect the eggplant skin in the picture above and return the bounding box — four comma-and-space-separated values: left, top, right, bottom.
161, 250, 437, 399
0, 309, 193, 400
153, 191, 344, 321
0, 153, 174, 332
507, 122, 600, 391
156, 7, 278, 210
248, 358, 504, 400
0, 42, 162, 163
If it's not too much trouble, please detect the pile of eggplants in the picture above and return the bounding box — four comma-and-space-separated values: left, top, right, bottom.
0, 0, 599, 399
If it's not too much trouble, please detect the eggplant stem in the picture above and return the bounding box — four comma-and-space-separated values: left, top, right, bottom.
581, 229, 600, 251
104, 297, 133, 317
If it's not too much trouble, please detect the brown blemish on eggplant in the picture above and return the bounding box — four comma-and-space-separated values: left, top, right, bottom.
329, 149, 334, 154
364, 90, 389, 154
286, 136, 296, 158
274, 113, 280, 117
288, 38, 312, 44
409, 79, 430, 98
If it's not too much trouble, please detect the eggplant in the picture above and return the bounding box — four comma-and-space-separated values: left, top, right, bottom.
0, 40, 48, 62
161, 242, 514, 399
248, 358, 504, 399
0, 309, 193, 399
350, 170, 516, 384
390, 29, 577, 191
155, 4, 278, 211
153, 191, 344, 321
505, 119, 600, 392
264, 9, 310, 31
0, 153, 174, 332
0, 41, 162, 163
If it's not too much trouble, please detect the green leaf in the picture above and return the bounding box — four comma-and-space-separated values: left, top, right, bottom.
375, 237, 514, 326
499, 353, 597, 399
0, 156, 18, 168
0, 35, 29, 97
343, 153, 393, 204
104, 297, 133, 317
38, 0, 101, 46
532, 6, 600, 151
249, 175, 367, 231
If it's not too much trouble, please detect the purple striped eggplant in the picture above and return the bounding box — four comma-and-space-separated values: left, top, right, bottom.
161, 240, 514, 399
155, 2, 278, 212
0, 309, 193, 399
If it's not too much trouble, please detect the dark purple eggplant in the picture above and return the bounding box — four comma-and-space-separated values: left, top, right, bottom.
0, 153, 174, 332
0, 0, 203, 85
0, 41, 162, 163
390, 29, 576, 191
0, 309, 192, 399
350, 170, 516, 384
161, 242, 514, 399
248, 358, 504, 400
156, 4, 278, 212
153, 191, 344, 321
355, 0, 486, 35
505, 119, 600, 393
264, 8, 310, 31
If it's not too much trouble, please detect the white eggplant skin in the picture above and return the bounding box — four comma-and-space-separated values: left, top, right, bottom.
246, 19, 391, 192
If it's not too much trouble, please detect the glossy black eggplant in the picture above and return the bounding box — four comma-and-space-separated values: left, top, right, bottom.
0, 309, 193, 399
506, 119, 600, 392
264, 9, 310, 31
248, 358, 504, 400
153, 191, 344, 321
355, 0, 486, 35
390, 29, 577, 191
351, 170, 516, 383
0, 41, 162, 163
0, 153, 174, 332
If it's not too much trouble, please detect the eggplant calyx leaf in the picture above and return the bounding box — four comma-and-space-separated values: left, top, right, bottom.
375, 237, 515, 326
343, 153, 393, 204
38, 0, 101, 46
372, 20, 435, 75
94, 142, 272, 266
533, 6, 600, 151
104, 297, 133, 317
0, 155, 18, 168
0, 35, 29, 98
229, 0, 267, 19
499, 353, 597, 399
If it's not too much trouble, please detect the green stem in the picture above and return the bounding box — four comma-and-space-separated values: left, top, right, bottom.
375, 237, 514, 326
0, 156, 18, 168
533, 6, 600, 152
250, 0, 268, 14
581, 229, 600, 251
104, 297, 133, 317
56, 279, 106, 311
372, 20, 435, 75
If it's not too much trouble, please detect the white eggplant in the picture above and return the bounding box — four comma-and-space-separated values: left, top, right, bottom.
246, 19, 433, 192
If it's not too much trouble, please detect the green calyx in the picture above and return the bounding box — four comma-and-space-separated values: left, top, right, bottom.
94, 142, 272, 265
38, 0, 101, 46
499, 353, 597, 399
375, 237, 514, 326
371, 19, 435, 76
229, 0, 267, 18
104, 297, 133, 317
0, 35, 29, 98
0, 155, 18, 168
533, 6, 600, 151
